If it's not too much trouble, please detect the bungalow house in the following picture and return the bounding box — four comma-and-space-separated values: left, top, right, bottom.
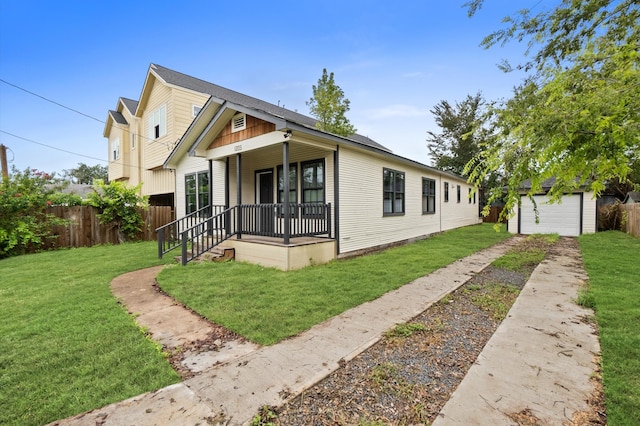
148, 65, 481, 270
507, 177, 596, 237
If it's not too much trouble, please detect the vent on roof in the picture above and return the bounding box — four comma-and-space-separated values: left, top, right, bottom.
231, 113, 246, 132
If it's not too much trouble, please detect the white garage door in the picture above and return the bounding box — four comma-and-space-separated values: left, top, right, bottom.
520, 194, 582, 236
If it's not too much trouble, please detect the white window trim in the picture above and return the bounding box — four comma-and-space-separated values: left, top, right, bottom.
231, 113, 246, 133
148, 104, 167, 140
111, 138, 120, 161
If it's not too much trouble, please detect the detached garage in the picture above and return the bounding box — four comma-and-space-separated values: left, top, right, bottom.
508, 179, 597, 237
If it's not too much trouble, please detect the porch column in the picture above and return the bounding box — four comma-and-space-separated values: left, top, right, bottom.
334, 146, 340, 254
225, 157, 230, 235
283, 141, 290, 245
208, 159, 213, 236
236, 153, 242, 240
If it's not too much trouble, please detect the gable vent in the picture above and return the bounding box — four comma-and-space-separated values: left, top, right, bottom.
232, 113, 246, 132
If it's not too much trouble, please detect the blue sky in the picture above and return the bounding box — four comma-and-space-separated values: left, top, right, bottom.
0, 0, 532, 175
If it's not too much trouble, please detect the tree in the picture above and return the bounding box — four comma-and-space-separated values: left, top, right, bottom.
64, 163, 108, 184
85, 180, 147, 242
306, 69, 357, 136
0, 167, 65, 258
464, 0, 640, 221
427, 92, 491, 176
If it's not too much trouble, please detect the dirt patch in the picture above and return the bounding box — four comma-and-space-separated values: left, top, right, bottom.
269, 237, 605, 425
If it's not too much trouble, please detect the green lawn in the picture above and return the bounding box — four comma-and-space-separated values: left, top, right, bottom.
0, 242, 179, 426
579, 231, 640, 426
158, 224, 511, 345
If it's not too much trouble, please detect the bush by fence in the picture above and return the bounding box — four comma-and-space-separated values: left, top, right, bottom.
46, 205, 173, 249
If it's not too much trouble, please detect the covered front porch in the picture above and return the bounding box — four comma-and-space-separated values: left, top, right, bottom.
159, 134, 339, 270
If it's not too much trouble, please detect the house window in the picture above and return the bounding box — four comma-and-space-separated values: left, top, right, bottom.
130, 133, 136, 150
457, 185, 461, 203
422, 178, 436, 214
444, 182, 449, 202
383, 168, 405, 215
277, 164, 298, 203
231, 113, 246, 132
474, 190, 477, 204
185, 171, 210, 215
302, 159, 325, 203
148, 105, 167, 140
111, 138, 120, 161
192, 105, 202, 117
468, 188, 472, 204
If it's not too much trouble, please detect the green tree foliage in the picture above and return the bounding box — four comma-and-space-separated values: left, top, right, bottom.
85, 180, 148, 241
306, 68, 357, 136
427, 92, 491, 176
0, 168, 65, 258
464, 0, 640, 220
63, 162, 108, 184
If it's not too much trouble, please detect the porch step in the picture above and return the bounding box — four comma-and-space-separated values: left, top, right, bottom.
174, 247, 235, 264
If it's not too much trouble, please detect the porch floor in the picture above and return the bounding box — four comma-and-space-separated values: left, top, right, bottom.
226, 234, 333, 247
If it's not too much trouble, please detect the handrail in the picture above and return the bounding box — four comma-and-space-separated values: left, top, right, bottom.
161, 202, 332, 265
157, 204, 225, 258
180, 206, 237, 265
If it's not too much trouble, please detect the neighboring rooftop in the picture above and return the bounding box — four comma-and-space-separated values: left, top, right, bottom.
623, 191, 640, 204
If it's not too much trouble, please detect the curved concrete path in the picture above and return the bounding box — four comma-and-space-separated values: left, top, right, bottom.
49, 237, 600, 426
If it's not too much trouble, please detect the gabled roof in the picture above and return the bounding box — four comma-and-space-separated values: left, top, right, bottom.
623, 191, 640, 204
108, 110, 128, 125
120, 97, 138, 115
149, 63, 391, 153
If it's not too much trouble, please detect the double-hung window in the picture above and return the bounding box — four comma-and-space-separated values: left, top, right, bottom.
111, 138, 120, 161
185, 171, 210, 215
457, 185, 461, 203
148, 105, 167, 139
422, 178, 436, 214
277, 164, 298, 215
301, 159, 324, 216
468, 188, 472, 204
444, 182, 449, 202
383, 168, 405, 215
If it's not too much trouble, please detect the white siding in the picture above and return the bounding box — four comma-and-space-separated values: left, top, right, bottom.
174, 156, 225, 217
582, 191, 597, 234
338, 148, 479, 255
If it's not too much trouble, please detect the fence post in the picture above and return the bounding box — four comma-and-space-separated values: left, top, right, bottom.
327, 203, 332, 238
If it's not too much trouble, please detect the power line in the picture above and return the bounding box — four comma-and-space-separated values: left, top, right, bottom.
0, 77, 174, 149
0, 78, 104, 124
0, 130, 107, 163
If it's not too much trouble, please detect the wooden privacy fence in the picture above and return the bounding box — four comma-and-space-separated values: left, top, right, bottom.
46, 205, 173, 249
621, 203, 640, 238
482, 206, 506, 223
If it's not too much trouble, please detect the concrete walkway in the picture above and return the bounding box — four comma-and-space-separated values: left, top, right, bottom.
50, 237, 600, 426
433, 238, 600, 425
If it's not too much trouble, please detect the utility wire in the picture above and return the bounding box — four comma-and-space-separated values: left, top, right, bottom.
0, 78, 104, 123
0, 129, 168, 172
0, 77, 176, 148
0, 130, 107, 163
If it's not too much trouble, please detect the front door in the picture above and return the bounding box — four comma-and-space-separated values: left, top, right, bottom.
256, 170, 274, 235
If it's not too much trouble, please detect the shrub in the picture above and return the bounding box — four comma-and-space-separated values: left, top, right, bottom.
0, 168, 66, 258
85, 180, 148, 241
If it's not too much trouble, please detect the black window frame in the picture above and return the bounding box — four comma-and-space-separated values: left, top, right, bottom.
185, 170, 210, 215
468, 187, 472, 204
383, 168, 405, 216
457, 185, 461, 203
301, 159, 325, 216
444, 182, 449, 203
422, 177, 436, 214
